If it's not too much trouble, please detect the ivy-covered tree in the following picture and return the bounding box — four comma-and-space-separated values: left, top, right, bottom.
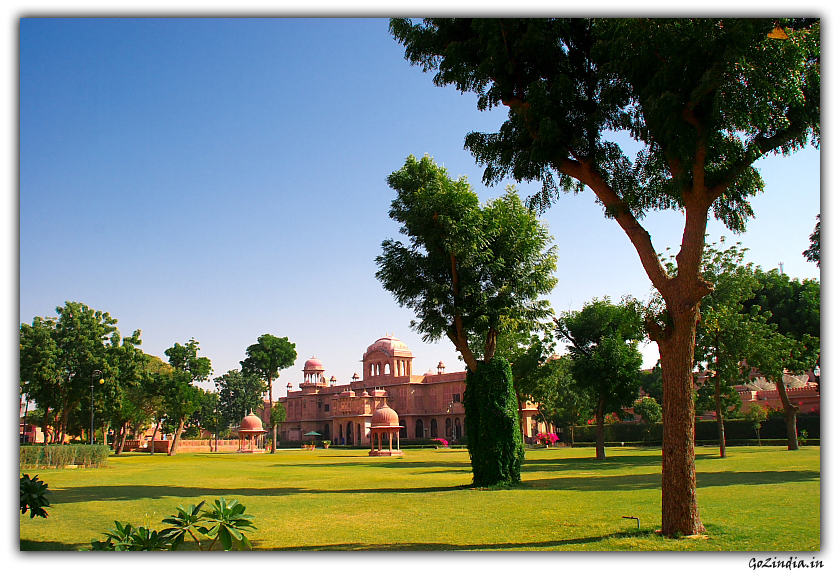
375, 154, 557, 486
391, 17, 819, 535
241, 334, 297, 453
556, 297, 644, 460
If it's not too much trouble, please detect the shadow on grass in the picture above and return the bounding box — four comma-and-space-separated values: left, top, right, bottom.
267, 530, 657, 551
20, 539, 79, 551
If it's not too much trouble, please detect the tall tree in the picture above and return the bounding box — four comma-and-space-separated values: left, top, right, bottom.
241, 334, 297, 454
390, 17, 819, 535
803, 214, 820, 267
163, 339, 212, 455
691, 240, 764, 458
376, 154, 557, 485
742, 269, 820, 450
214, 369, 266, 431
556, 297, 644, 460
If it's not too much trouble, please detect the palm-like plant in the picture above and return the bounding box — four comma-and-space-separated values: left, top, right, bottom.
202, 497, 256, 551
160, 501, 206, 550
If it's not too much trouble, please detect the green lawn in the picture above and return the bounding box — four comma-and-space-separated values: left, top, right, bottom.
20, 445, 820, 551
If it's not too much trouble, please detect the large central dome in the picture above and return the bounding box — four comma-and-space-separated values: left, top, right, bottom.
364, 336, 413, 359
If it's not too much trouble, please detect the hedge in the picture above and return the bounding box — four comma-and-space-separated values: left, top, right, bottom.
20, 444, 110, 469
569, 415, 820, 445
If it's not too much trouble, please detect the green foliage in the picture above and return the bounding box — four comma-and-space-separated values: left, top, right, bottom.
637, 364, 663, 404
375, 154, 557, 371
20, 474, 50, 518
463, 357, 524, 486
635, 397, 662, 425
215, 369, 267, 429
271, 401, 287, 425
20, 444, 110, 469
89, 497, 255, 551
803, 214, 820, 267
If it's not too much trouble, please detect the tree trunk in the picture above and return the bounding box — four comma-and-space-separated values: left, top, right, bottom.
115, 421, 127, 455
714, 376, 726, 458
774, 377, 799, 450
150, 420, 160, 455
268, 371, 276, 454
168, 418, 185, 456
595, 397, 606, 460
658, 310, 705, 537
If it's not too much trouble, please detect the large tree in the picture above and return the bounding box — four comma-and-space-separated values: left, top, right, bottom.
241, 334, 297, 453
390, 17, 819, 535
742, 269, 820, 450
163, 339, 212, 455
214, 369, 266, 431
375, 154, 557, 485
556, 297, 644, 460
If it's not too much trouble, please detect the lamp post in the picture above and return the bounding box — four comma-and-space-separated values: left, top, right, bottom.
91, 370, 103, 445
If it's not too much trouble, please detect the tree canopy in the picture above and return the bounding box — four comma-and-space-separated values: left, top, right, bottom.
390, 17, 819, 536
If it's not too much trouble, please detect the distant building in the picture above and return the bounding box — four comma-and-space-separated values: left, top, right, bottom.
272, 335, 543, 445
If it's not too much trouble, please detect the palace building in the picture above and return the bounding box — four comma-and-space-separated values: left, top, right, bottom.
274, 335, 542, 445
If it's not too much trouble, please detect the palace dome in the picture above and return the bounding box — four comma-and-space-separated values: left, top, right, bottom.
371, 405, 400, 427
303, 357, 325, 372
239, 412, 265, 433
364, 336, 413, 359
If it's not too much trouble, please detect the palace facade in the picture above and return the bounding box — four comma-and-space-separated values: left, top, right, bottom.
273, 335, 542, 445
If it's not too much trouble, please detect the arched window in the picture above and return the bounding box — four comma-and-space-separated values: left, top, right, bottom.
357, 423, 361, 443
445, 417, 453, 439
347, 421, 354, 445
399, 420, 407, 438
455, 417, 462, 440
384, 363, 390, 375
415, 419, 424, 439
323, 423, 330, 440
430, 419, 438, 438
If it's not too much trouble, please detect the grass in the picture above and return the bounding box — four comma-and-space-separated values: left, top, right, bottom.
19, 445, 819, 551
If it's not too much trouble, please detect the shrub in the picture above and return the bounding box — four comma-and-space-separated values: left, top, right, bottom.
535, 433, 559, 445
20, 474, 50, 518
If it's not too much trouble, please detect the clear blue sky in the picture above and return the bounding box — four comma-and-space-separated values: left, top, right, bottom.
19, 17, 821, 394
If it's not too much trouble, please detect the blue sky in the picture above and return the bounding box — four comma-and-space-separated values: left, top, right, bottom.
19, 17, 821, 394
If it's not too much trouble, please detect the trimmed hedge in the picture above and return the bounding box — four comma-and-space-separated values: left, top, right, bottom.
570, 415, 820, 445
20, 444, 110, 469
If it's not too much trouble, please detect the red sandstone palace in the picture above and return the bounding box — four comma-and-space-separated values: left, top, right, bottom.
274, 335, 542, 445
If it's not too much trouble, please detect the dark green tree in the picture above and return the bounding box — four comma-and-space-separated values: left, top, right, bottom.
214, 369, 266, 431
634, 396, 662, 445
638, 363, 663, 404
375, 154, 557, 485
241, 334, 297, 453
391, 17, 819, 535
742, 269, 820, 450
544, 356, 592, 445
556, 297, 645, 460
803, 214, 820, 267
163, 339, 212, 455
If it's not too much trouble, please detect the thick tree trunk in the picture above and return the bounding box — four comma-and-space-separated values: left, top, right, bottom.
595, 397, 606, 460
150, 420, 160, 455
714, 376, 726, 458
658, 310, 705, 537
168, 418, 185, 456
775, 378, 799, 450
268, 371, 276, 454
115, 421, 127, 455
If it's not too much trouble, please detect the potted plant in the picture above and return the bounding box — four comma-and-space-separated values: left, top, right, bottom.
322, 440, 331, 449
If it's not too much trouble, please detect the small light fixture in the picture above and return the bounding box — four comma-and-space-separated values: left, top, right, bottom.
767, 22, 789, 40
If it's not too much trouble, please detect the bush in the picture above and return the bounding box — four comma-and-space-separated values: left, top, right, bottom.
20, 474, 50, 518
20, 444, 110, 469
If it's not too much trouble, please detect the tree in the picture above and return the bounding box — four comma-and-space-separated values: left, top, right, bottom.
214, 369, 266, 431
556, 297, 644, 459
545, 356, 592, 445
742, 269, 820, 450
390, 17, 819, 535
101, 330, 146, 454
691, 239, 764, 458
20, 302, 120, 443
163, 339, 212, 455
803, 214, 820, 267
375, 154, 557, 485
241, 334, 297, 453
634, 396, 662, 445
745, 403, 768, 446
638, 363, 663, 404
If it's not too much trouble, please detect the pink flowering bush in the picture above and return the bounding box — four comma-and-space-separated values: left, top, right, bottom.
536, 432, 559, 445
431, 438, 449, 447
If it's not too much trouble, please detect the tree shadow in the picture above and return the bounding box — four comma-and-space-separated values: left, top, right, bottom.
19, 538, 79, 551
266, 530, 655, 550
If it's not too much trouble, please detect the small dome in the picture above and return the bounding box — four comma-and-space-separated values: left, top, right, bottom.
239, 412, 264, 432
364, 336, 412, 359
304, 357, 325, 372
371, 404, 400, 427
